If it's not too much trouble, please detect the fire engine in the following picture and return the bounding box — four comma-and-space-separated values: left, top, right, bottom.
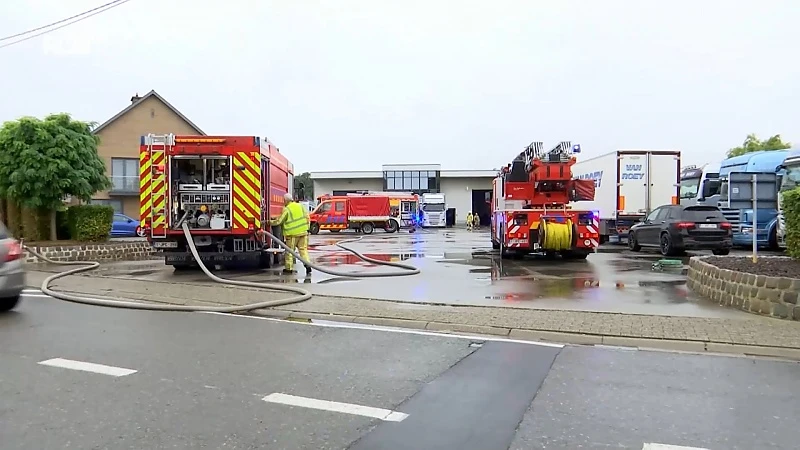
138, 134, 293, 269
491, 141, 599, 259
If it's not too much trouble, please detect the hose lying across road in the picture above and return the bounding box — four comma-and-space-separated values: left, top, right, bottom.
22, 222, 420, 313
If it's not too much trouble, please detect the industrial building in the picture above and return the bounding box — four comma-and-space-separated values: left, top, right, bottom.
310, 164, 496, 226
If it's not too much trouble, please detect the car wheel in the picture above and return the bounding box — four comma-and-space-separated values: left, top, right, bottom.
712, 248, 730, 256
628, 232, 641, 252
659, 233, 678, 257
0, 294, 21, 312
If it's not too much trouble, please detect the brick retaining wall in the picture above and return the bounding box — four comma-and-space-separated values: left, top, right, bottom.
23, 240, 156, 263
687, 255, 800, 321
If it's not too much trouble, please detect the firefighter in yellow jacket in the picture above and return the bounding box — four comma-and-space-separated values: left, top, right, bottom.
270, 193, 311, 275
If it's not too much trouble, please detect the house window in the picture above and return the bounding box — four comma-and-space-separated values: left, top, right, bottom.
110, 158, 139, 192
89, 199, 123, 214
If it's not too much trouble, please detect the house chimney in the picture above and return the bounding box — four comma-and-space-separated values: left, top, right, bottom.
130, 93, 141, 104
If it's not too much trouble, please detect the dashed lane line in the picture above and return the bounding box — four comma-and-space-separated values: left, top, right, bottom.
262, 393, 409, 422
38, 358, 138, 377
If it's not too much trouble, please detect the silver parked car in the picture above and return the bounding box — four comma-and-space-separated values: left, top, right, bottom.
0, 220, 24, 311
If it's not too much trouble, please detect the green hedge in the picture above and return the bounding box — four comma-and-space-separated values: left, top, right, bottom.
66, 205, 113, 242
784, 187, 800, 259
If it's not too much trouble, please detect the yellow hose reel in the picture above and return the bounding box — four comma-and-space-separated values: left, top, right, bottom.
539, 218, 573, 251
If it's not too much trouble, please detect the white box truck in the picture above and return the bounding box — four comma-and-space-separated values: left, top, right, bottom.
571, 149, 681, 244
420, 193, 447, 227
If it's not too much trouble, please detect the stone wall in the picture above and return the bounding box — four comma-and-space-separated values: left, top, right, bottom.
23, 240, 156, 263
687, 256, 800, 321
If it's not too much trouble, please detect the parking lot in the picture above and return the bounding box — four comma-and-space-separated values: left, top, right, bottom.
80, 228, 773, 319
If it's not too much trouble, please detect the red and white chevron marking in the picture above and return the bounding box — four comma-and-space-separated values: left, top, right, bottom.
507, 218, 520, 235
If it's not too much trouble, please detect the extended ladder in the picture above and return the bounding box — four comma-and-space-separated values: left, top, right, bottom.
144, 133, 175, 238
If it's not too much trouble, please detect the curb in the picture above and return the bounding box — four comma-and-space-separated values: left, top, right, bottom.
253, 309, 800, 361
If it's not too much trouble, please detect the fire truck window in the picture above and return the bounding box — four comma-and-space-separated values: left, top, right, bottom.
334, 201, 345, 212
319, 202, 332, 213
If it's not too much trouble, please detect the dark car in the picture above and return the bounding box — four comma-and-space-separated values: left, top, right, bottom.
628, 204, 732, 257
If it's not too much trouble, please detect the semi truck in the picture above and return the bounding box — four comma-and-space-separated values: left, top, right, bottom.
138, 134, 294, 269
310, 194, 403, 234
718, 150, 790, 249
680, 162, 721, 207
420, 193, 446, 228
571, 149, 681, 244
774, 149, 800, 248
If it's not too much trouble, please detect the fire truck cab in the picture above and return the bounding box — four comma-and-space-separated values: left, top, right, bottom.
491, 141, 599, 259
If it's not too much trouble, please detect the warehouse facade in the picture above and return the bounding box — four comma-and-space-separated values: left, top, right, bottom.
310, 164, 496, 226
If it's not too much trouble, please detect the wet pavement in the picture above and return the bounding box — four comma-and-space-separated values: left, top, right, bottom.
79, 229, 762, 319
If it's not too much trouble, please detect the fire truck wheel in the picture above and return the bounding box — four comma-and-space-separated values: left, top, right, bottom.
492, 240, 500, 250
562, 250, 589, 260
361, 222, 375, 235
309, 223, 320, 235
258, 252, 272, 269
385, 220, 399, 233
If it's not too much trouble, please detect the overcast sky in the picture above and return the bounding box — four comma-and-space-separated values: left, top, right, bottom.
1, 0, 798, 173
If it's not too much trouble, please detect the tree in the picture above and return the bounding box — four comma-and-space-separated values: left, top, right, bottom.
294, 172, 313, 200
727, 133, 791, 158
0, 113, 111, 240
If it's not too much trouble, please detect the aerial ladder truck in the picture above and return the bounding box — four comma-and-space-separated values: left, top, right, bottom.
490, 141, 599, 259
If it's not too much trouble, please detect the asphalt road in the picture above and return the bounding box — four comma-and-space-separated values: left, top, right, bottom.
3, 293, 799, 450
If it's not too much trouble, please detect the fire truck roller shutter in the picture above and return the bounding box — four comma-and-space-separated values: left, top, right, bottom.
232, 152, 262, 230
538, 218, 574, 251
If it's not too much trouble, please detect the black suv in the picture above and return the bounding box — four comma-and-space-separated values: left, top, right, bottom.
628, 205, 732, 257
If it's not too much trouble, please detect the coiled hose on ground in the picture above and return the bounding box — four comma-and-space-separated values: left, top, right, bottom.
23, 222, 420, 313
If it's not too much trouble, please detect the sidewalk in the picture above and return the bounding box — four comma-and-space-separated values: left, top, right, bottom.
25, 269, 800, 359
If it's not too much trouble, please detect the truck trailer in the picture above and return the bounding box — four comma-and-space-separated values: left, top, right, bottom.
139, 134, 294, 269
571, 149, 681, 244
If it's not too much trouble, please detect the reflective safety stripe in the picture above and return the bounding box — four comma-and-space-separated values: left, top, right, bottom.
283, 202, 308, 236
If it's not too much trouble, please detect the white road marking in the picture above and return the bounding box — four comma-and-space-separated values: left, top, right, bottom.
200, 311, 564, 348
38, 358, 137, 377
262, 393, 408, 422
643, 444, 709, 450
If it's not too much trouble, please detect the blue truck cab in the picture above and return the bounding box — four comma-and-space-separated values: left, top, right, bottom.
718, 150, 791, 249
776, 149, 800, 248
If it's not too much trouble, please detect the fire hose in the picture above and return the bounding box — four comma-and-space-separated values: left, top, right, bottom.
538, 218, 574, 251
23, 222, 420, 312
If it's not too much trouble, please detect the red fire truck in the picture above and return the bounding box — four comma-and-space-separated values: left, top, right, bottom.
491, 141, 598, 259
138, 134, 294, 269
310, 194, 406, 234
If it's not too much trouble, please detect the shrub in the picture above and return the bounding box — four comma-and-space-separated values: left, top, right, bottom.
783, 187, 800, 259
66, 205, 113, 242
